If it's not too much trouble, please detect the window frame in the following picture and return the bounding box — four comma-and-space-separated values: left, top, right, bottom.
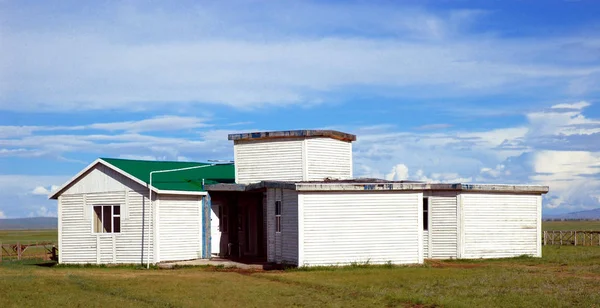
92, 204, 121, 234
275, 200, 282, 233
423, 197, 429, 231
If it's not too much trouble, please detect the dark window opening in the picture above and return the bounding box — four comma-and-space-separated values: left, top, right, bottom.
275, 201, 282, 233
423, 198, 429, 231
93, 205, 121, 233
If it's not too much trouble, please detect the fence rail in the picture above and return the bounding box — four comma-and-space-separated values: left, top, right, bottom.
543, 231, 600, 246
0, 241, 57, 262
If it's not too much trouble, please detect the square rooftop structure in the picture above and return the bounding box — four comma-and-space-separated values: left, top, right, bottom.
228, 130, 357, 184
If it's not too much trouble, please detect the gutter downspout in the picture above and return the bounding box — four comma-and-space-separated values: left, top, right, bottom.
146, 164, 219, 269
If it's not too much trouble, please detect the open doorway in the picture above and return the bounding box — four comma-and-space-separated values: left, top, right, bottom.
209, 192, 266, 262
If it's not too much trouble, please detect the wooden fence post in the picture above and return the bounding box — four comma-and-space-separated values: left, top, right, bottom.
575, 231, 577, 246
0, 241, 2, 263
17, 242, 21, 260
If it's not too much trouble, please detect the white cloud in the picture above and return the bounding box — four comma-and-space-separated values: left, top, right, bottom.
31, 186, 50, 195
31, 185, 60, 196
2, 3, 599, 111
0, 210, 6, 219
88, 116, 210, 132
551, 101, 591, 110
480, 164, 510, 178
531, 151, 600, 210
382, 163, 472, 183
527, 101, 600, 137
34, 206, 56, 218
386, 164, 410, 181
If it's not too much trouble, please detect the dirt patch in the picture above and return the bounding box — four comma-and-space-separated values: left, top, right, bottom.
426, 260, 485, 269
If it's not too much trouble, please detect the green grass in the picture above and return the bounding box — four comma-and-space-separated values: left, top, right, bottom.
1, 246, 600, 307
0, 229, 57, 244
543, 220, 600, 231
0, 230, 57, 261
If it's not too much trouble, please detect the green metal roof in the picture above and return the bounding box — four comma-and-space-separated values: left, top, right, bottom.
101, 158, 235, 192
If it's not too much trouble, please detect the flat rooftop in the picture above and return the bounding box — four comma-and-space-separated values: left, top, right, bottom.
206, 180, 550, 194
228, 129, 357, 142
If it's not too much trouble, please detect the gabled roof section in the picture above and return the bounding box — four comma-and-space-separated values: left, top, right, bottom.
50, 158, 235, 199
228, 129, 357, 142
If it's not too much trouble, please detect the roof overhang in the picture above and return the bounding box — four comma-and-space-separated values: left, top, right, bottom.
49, 159, 208, 199
228, 129, 357, 142
294, 182, 549, 194
205, 181, 549, 194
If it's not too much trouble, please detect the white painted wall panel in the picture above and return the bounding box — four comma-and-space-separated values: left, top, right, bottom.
266, 189, 276, 262
114, 190, 153, 264
423, 230, 429, 258
281, 189, 299, 264
430, 193, 458, 259
461, 193, 540, 259
305, 138, 352, 181
266, 188, 299, 264
300, 192, 422, 266
60, 194, 97, 263
210, 202, 221, 256
60, 190, 154, 265
62, 164, 143, 195
234, 139, 304, 184
158, 195, 202, 262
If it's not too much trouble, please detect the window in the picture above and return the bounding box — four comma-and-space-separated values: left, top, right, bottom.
275, 201, 282, 233
93, 205, 120, 233
423, 198, 429, 231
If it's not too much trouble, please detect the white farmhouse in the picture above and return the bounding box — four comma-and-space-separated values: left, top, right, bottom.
51, 129, 548, 266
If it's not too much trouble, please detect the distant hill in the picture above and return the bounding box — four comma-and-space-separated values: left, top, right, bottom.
545, 208, 600, 220
0, 217, 57, 230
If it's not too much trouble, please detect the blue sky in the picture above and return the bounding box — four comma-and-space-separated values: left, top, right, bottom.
1, 0, 600, 218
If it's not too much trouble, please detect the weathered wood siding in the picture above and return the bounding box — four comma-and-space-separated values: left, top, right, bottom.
305, 138, 352, 180
266, 188, 299, 264
157, 195, 202, 262
460, 193, 541, 259
58, 164, 155, 264
429, 192, 458, 259
60, 194, 96, 263
60, 190, 154, 264
234, 139, 304, 184
423, 230, 429, 258
61, 163, 140, 195
299, 192, 423, 266
234, 137, 353, 184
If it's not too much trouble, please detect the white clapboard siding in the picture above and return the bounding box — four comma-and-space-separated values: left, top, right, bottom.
430, 193, 458, 259
266, 188, 299, 264
423, 230, 429, 258
60, 190, 154, 265
266, 188, 276, 262
234, 139, 304, 184
60, 194, 97, 263
158, 195, 202, 262
99, 235, 115, 263
62, 163, 142, 195
281, 189, 299, 264
300, 192, 422, 266
305, 138, 352, 181
114, 190, 154, 264
461, 193, 540, 259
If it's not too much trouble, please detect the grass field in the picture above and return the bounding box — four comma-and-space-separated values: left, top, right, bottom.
543, 220, 600, 231
1, 246, 600, 307
0, 229, 58, 244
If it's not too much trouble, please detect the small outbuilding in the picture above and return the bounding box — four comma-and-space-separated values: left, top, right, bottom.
51, 129, 549, 266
